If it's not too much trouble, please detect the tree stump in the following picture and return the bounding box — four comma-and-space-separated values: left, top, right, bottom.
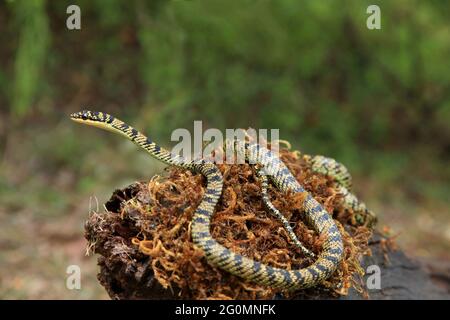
84, 148, 450, 300
85, 182, 449, 300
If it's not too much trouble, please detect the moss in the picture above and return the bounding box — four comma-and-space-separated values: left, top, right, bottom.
85, 146, 376, 299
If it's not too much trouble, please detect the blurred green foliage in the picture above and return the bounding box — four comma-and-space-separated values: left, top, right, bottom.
1, 0, 449, 200
10, 0, 49, 118
0, 3, 449, 298
136, 1, 450, 161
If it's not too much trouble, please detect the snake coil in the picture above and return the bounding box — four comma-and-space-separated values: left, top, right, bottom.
71, 110, 350, 290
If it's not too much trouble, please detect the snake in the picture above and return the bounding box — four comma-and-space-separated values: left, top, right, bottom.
71, 110, 345, 290
256, 167, 316, 259
256, 152, 376, 258
305, 155, 377, 228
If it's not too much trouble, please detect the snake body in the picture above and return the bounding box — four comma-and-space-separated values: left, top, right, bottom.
71, 110, 344, 290
257, 154, 376, 257
306, 155, 377, 227
256, 167, 316, 258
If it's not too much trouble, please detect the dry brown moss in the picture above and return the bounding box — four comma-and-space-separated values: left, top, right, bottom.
85, 147, 374, 299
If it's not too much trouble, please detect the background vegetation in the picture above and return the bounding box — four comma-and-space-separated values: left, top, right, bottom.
0, 0, 448, 299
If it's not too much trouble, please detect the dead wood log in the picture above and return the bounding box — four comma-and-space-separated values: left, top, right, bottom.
85, 183, 449, 300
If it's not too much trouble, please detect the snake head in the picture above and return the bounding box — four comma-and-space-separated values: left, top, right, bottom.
70, 110, 115, 126
70, 110, 103, 121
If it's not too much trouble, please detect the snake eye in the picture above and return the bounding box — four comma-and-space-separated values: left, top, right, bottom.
81, 114, 87, 120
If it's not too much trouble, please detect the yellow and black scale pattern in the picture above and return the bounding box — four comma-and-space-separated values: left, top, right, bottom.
256, 166, 316, 259
71, 110, 344, 290
256, 155, 377, 261
305, 155, 377, 227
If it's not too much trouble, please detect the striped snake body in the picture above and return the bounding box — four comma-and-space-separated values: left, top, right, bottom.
71, 110, 345, 290
307, 155, 377, 227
